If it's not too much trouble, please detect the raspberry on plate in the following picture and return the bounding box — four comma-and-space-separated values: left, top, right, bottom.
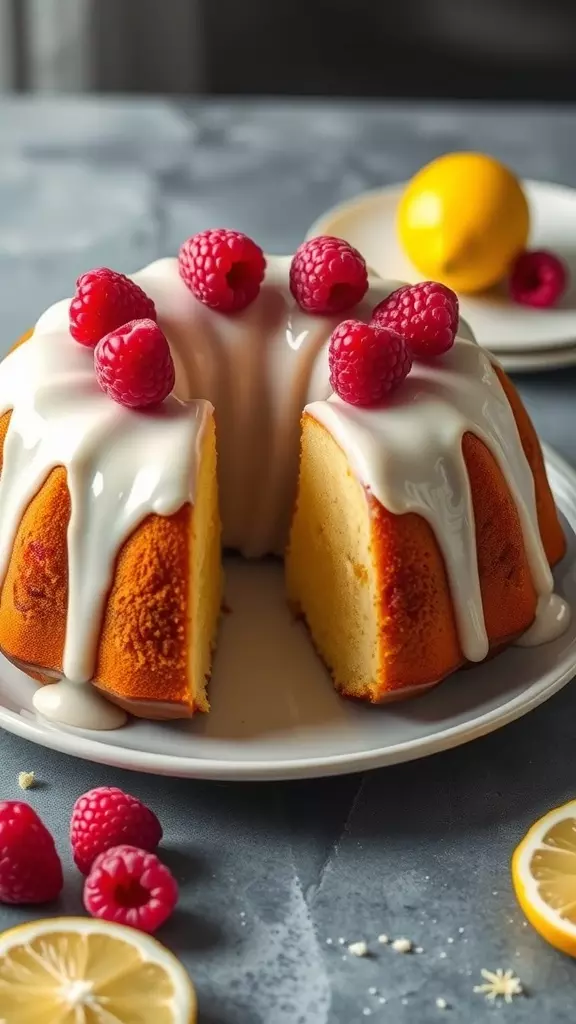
290, 236, 368, 315
84, 844, 178, 934
94, 318, 175, 409
179, 228, 266, 313
371, 281, 459, 358
71, 786, 163, 875
509, 250, 568, 308
70, 267, 157, 348
0, 801, 63, 904
328, 319, 412, 407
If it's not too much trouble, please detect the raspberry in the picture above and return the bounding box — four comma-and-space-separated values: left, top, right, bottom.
179, 229, 266, 313
371, 281, 459, 358
328, 319, 412, 407
84, 844, 178, 934
509, 250, 568, 308
0, 801, 63, 904
70, 267, 157, 347
290, 236, 368, 315
70, 786, 163, 876
94, 318, 175, 409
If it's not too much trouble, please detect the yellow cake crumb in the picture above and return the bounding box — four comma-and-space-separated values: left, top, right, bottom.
18, 771, 36, 790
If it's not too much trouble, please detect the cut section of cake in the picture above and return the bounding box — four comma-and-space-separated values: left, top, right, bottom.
286, 335, 567, 702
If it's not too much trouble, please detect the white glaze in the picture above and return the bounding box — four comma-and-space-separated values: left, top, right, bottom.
515, 593, 571, 647
32, 678, 127, 730
307, 336, 567, 662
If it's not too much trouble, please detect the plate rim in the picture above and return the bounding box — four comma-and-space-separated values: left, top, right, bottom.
0, 445, 574, 782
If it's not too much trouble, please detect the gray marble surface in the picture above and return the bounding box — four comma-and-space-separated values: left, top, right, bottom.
0, 97, 576, 1023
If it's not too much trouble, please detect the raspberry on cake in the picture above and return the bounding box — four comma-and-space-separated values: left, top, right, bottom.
290, 236, 368, 314
328, 319, 412, 406
179, 228, 266, 312
372, 281, 459, 358
94, 318, 176, 408
70, 267, 157, 347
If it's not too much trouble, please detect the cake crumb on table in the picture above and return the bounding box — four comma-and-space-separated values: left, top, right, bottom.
368, 986, 378, 995
348, 941, 369, 957
18, 771, 36, 790
392, 937, 413, 953
436, 997, 449, 1010
377, 933, 389, 944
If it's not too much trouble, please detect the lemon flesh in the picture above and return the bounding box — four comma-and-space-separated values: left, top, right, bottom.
0, 917, 196, 1024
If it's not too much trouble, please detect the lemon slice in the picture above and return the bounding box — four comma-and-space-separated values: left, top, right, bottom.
0, 916, 196, 1023
512, 799, 576, 957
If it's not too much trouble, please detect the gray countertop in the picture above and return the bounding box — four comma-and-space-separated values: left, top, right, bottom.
0, 97, 576, 1023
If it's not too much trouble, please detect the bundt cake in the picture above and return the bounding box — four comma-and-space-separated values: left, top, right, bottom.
0, 232, 568, 727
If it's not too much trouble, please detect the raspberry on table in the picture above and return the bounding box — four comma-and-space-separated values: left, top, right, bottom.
84, 844, 178, 934
328, 319, 412, 407
70, 267, 157, 347
0, 801, 63, 904
179, 228, 266, 312
290, 236, 368, 315
509, 250, 568, 308
70, 786, 163, 875
94, 318, 175, 409
371, 281, 459, 358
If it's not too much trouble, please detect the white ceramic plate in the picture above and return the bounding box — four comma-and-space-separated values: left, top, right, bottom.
307, 180, 576, 359
494, 344, 576, 375
0, 446, 575, 781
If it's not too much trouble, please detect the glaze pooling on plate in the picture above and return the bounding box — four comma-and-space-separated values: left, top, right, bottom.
307, 337, 569, 663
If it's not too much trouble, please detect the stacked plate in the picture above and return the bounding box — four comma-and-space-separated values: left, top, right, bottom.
307, 180, 576, 374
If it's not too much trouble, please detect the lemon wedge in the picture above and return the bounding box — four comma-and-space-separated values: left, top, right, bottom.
512, 799, 576, 957
0, 916, 196, 1023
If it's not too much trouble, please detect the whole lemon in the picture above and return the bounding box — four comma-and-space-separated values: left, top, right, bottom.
397, 152, 530, 294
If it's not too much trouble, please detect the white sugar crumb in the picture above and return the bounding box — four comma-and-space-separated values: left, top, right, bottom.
401, 997, 409, 1006
447, 937, 454, 944
474, 968, 523, 1003
439, 951, 448, 959
379, 996, 387, 1004
392, 937, 413, 953
458, 927, 465, 934
436, 997, 449, 1010
325, 938, 333, 945
338, 937, 346, 945
368, 986, 378, 995
362, 1010, 372, 1017
348, 941, 369, 957
415, 945, 424, 954
18, 771, 36, 790
377, 933, 389, 944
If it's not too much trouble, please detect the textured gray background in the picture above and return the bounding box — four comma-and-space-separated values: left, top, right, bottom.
0, 99, 576, 1023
